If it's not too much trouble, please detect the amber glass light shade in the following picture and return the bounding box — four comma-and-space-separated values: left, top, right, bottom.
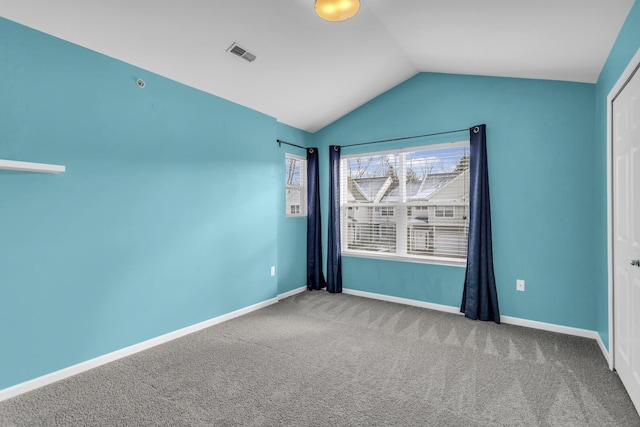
315, 0, 361, 22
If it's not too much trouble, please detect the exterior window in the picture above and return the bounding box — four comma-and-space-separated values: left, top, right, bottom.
285, 153, 307, 217
380, 206, 394, 216
340, 141, 470, 264
435, 206, 455, 218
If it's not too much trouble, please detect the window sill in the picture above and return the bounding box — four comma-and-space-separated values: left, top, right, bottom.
342, 250, 466, 268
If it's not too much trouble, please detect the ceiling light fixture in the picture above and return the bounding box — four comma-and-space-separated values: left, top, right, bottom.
315, 0, 360, 22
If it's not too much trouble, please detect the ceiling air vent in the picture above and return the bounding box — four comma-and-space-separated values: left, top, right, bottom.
226, 42, 256, 63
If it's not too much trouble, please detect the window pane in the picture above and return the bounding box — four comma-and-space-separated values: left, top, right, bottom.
341, 142, 470, 263
287, 188, 300, 215
345, 154, 399, 204
285, 157, 301, 186
346, 206, 396, 252
407, 205, 468, 258
405, 147, 469, 202
285, 154, 307, 217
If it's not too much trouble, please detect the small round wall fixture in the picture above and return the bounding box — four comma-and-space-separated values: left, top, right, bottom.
315, 0, 360, 22
136, 79, 146, 88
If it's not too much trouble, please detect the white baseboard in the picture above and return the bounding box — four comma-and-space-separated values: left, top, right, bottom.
342, 288, 604, 347
342, 288, 462, 315
595, 333, 612, 368
278, 286, 307, 300
0, 297, 279, 403
503, 315, 611, 365
499, 315, 599, 339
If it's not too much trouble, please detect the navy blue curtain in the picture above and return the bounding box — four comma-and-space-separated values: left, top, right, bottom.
307, 148, 326, 290
461, 125, 500, 323
327, 145, 342, 293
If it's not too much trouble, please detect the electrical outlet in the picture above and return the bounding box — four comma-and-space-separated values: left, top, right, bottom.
516, 279, 525, 292
270, 266, 275, 277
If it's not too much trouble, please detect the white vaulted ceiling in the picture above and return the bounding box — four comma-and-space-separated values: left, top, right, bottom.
0, 0, 634, 132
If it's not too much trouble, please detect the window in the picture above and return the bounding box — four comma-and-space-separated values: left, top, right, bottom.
435, 206, 455, 218
340, 141, 470, 264
285, 153, 307, 217
379, 206, 394, 216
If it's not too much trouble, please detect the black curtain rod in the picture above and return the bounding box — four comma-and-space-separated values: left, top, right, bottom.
276, 126, 475, 151
276, 139, 307, 150
339, 127, 471, 149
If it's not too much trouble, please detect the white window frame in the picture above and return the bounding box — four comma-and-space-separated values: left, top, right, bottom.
339, 141, 470, 266
285, 153, 307, 217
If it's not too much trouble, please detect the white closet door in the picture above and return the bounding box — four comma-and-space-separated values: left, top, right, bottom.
613, 63, 640, 413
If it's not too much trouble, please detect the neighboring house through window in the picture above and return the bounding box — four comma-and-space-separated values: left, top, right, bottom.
340, 141, 470, 264
285, 153, 307, 217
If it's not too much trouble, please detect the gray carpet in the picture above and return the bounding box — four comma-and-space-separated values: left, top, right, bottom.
1, 291, 638, 426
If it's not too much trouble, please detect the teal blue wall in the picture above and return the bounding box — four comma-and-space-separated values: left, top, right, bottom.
2, 1, 638, 392
315, 72, 598, 330
0, 18, 280, 390
594, 0, 640, 350
276, 123, 311, 294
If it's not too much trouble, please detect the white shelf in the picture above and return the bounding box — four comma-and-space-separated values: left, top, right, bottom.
0, 159, 65, 174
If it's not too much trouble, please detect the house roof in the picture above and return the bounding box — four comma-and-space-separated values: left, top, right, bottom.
381, 171, 464, 203
0, 1, 634, 132
428, 170, 470, 203
347, 177, 392, 203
